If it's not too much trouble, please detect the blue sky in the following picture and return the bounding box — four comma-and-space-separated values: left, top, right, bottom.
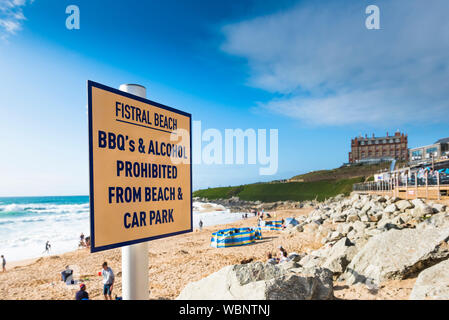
0, 0, 448, 196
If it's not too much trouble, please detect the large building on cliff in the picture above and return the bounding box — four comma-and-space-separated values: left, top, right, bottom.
349, 131, 408, 164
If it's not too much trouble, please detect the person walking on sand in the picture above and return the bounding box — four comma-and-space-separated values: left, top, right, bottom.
101, 262, 115, 300
199, 219, 203, 231
1, 255, 6, 272
43, 241, 51, 254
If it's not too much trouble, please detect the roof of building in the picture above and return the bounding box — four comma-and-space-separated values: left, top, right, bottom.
435, 137, 449, 144
354, 132, 406, 141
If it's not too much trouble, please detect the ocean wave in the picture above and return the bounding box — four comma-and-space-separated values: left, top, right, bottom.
0, 211, 89, 225
0, 200, 241, 261
0, 202, 89, 214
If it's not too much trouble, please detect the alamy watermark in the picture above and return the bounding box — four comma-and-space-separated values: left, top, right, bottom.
64, 5, 380, 31
65, 5, 80, 30
365, 4, 380, 30
169, 121, 278, 176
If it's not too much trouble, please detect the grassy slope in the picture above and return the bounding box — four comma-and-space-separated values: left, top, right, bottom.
193, 177, 364, 202
291, 162, 391, 182
194, 163, 390, 202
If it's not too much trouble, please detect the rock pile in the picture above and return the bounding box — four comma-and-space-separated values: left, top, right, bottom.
176, 262, 334, 300
289, 193, 449, 283
292, 193, 448, 246
181, 193, 449, 300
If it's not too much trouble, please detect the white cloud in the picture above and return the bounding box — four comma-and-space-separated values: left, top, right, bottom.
221, 0, 449, 126
0, 0, 34, 39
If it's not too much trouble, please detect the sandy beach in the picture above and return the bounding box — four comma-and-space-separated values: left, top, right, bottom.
0, 208, 415, 300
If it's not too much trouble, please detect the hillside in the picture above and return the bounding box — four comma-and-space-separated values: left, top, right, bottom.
290, 162, 391, 182
194, 177, 364, 202
194, 163, 391, 202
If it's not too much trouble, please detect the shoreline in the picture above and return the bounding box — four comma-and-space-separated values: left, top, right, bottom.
0, 200, 242, 265
4, 211, 244, 269
0, 200, 428, 300
0, 208, 316, 300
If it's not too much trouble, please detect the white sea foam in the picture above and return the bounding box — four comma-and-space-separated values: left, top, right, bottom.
0, 203, 89, 214
0, 200, 245, 262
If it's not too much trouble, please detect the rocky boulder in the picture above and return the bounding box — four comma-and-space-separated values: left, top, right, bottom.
176, 262, 334, 300
417, 212, 449, 230
384, 203, 398, 213
342, 226, 449, 285
431, 203, 447, 213
321, 237, 358, 276
410, 199, 434, 217
409, 258, 449, 300
396, 200, 414, 211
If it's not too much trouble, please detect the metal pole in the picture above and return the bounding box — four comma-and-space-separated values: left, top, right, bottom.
415, 173, 418, 199
405, 173, 408, 200
394, 173, 396, 197
425, 171, 428, 199
388, 177, 393, 196
393, 174, 395, 197
119, 84, 149, 300
397, 173, 400, 198
437, 171, 440, 201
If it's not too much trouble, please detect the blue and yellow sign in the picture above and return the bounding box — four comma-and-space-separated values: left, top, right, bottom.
88, 81, 192, 252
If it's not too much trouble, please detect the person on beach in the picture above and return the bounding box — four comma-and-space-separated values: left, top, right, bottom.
199, 220, 203, 231
79, 233, 85, 247
44, 241, 51, 254
279, 250, 290, 263
61, 265, 73, 284
266, 252, 278, 265
1, 255, 6, 272
278, 246, 290, 263
85, 236, 91, 248
75, 283, 89, 300
281, 218, 286, 230
101, 262, 115, 300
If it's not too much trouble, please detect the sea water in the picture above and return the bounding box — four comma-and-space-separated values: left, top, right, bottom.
0, 196, 244, 262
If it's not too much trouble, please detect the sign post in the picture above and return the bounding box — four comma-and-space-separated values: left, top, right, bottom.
88, 80, 192, 300
119, 84, 149, 300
